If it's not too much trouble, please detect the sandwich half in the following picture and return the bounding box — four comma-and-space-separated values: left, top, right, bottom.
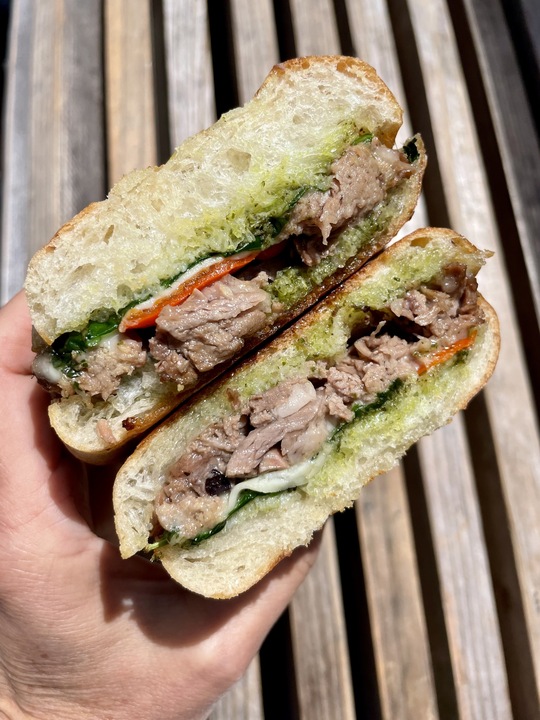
25, 56, 426, 462
113, 227, 500, 598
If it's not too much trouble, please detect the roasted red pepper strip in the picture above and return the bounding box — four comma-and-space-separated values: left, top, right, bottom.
120, 250, 261, 331
417, 330, 477, 375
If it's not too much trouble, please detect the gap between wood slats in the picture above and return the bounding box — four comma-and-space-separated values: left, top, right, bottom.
500, 0, 540, 136
402, 448, 459, 720
149, 0, 171, 162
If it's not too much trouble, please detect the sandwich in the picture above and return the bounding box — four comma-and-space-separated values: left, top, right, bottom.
113, 227, 500, 598
25, 56, 426, 462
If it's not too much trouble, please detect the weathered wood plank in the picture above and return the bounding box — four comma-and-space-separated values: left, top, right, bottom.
162, 0, 214, 148
345, 0, 432, 243
356, 468, 438, 720
289, 0, 340, 55
162, 5, 262, 717
460, 0, 540, 324
279, 5, 358, 718
104, 0, 157, 185
289, 521, 356, 720
1, 0, 34, 303
1, 0, 104, 302
230, 0, 279, 103
418, 419, 512, 720
404, 0, 540, 710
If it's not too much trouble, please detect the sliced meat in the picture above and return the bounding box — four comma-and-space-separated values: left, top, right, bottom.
226, 381, 321, 478
149, 273, 273, 383
155, 476, 227, 537
325, 334, 420, 415
283, 138, 412, 266
75, 336, 147, 400
249, 378, 317, 427
280, 388, 330, 464
165, 413, 248, 492
155, 414, 248, 533
258, 449, 290, 474
389, 264, 484, 346
147, 341, 197, 388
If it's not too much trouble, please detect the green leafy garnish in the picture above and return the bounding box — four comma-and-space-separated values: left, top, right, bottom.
52, 314, 123, 368
190, 489, 271, 545
146, 489, 280, 553
352, 132, 374, 145
352, 378, 404, 420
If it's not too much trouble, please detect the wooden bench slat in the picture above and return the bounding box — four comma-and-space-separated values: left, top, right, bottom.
1, 0, 104, 301
356, 469, 439, 720
461, 0, 540, 323
344, 3, 438, 716
104, 0, 157, 185
162, 0, 215, 148
279, 6, 362, 717
346, 0, 430, 241
289, 521, 356, 720
229, 3, 358, 716
289, 0, 341, 55
230, 0, 279, 103
405, 0, 540, 699
418, 421, 512, 719
1, 0, 34, 302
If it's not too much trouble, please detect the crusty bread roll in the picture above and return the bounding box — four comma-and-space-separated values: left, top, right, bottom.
25, 56, 426, 462
113, 228, 500, 598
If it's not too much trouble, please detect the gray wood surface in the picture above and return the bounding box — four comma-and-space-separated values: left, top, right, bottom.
163, 0, 214, 148
104, 0, 157, 186
289, 521, 356, 720
1, 0, 104, 302
356, 468, 438, 720
345, 2, 438, 716
461, 0, 540, 326
1, 1, 538, 718
405, 0, 540, 709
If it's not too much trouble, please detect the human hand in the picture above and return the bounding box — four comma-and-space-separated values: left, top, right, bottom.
0, 292, 319, 720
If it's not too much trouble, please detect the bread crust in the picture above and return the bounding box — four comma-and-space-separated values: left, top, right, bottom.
112, 228, 500, 597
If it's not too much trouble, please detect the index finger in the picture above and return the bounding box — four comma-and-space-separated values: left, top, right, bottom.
0, 291, 35, 375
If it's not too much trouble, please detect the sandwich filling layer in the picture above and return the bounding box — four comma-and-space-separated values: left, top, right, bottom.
33, 135, 419, 417
148, 261, 484, 549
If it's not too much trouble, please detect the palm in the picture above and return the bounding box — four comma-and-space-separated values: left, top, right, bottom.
0, 293, 317, 720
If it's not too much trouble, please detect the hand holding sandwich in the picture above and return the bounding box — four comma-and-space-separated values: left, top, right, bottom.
0, 292, 319, 720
